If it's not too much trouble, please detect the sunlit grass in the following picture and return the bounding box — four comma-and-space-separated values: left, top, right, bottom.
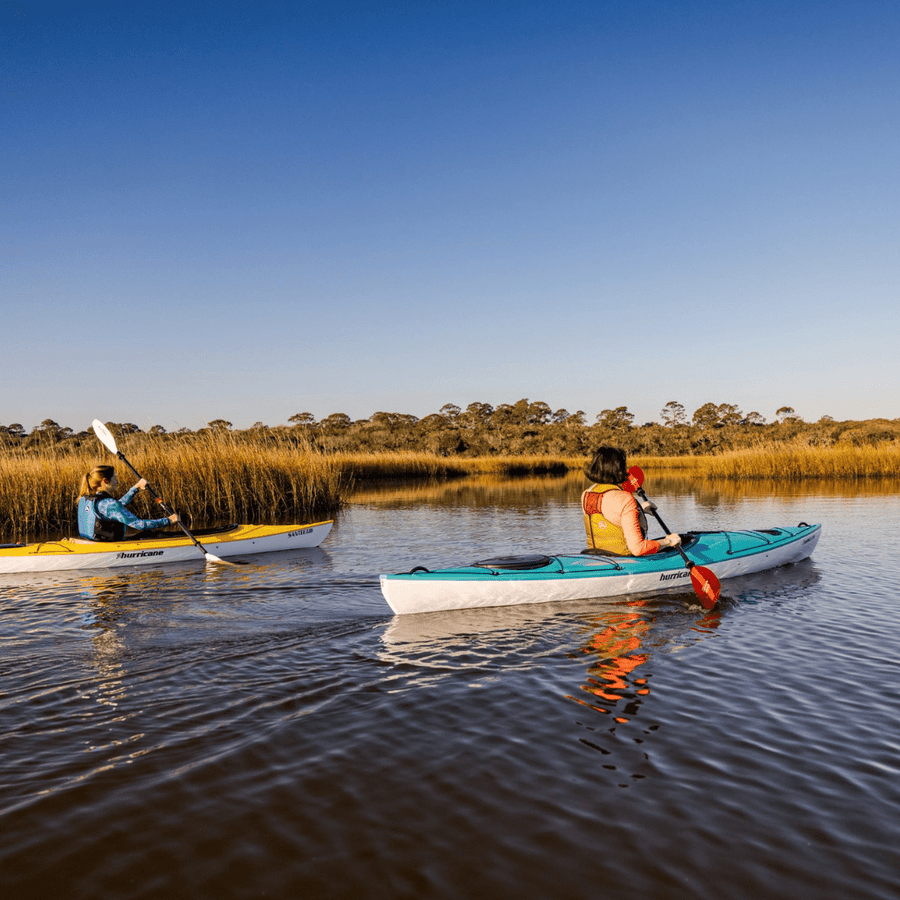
331, 451, 571, 480
636, 441, 900, 479
2, 433, 898, 541
0, 431, 345, 541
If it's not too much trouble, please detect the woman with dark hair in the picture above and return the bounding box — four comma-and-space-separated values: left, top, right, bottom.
581, 447, 681, 556
77, 465, 179, 541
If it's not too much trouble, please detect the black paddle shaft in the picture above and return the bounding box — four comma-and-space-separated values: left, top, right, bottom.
114, 451, 211, 552
116, 452, 174, 515
637, 487, 696, 570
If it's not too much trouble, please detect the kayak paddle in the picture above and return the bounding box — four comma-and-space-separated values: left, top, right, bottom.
91, 419, 239, 566
626, 465, 721, 609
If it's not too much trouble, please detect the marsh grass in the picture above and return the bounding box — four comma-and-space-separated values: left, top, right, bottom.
333, 451, 571, 481
637, 440, 900, 480
2, 433, 898, 541
0, 431, 346, 542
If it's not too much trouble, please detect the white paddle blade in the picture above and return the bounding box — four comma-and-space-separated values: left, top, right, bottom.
204, 552, 240, 566
92, 419, 119, 455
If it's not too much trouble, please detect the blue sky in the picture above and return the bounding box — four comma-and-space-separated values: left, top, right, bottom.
4, 0, 899, 432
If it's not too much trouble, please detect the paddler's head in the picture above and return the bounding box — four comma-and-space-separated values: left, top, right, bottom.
79, 465, 118, 496
584, 447, 628, 485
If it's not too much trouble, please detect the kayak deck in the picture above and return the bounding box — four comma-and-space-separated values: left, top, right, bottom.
380, 524, 822, 615
0, 521, 333, 573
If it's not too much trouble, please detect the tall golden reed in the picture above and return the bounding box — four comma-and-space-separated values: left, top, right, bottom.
636, 441, 900, 479
2, 433, 898, 541
0, 430, 346, 542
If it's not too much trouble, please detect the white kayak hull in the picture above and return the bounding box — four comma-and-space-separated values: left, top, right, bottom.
380, 525, 821, 615
0, 521, 333, 573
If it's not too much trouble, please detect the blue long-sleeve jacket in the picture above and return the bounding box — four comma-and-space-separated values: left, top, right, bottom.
77, 485, 171, 541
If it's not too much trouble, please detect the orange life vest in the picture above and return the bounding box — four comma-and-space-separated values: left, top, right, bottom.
581, 483, 648, 555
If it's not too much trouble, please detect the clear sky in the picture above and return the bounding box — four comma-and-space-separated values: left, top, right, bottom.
4, 0, 899, 433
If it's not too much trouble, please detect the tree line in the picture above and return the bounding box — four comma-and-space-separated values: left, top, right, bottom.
4, 400, 899, 457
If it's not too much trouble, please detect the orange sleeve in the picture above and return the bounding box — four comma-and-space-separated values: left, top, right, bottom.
600, 490, 661, 556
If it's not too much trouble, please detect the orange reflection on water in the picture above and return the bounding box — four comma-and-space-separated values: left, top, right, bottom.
568, 601, 726, 721
567, 601, 652, 720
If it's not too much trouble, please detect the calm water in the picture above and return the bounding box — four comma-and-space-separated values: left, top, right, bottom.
2, 475, 899, 900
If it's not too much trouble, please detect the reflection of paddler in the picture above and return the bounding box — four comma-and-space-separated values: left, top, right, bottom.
569, 605, 651, 720
582, 446, 680, 555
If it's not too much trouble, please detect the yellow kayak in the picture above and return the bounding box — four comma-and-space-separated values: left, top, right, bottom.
0, 521, 333, 573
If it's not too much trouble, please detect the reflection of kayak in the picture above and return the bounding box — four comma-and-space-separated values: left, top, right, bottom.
0, 521, 333, 573
380, 524, 821, 615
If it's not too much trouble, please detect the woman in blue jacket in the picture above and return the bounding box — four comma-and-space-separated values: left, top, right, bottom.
77, 465, 178, 541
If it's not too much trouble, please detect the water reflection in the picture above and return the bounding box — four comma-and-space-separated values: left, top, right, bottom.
353, 471, 900, 509
568, 603, 652, 721
379, 594, 729, 789
567, 601, 723, 723
79, 577, 130, 711
350, 473, 584, 509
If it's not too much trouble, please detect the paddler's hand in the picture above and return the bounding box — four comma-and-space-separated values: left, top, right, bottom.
658, 533, 681, 549
136, 478, 149, 491
168, 513, 180, 525
639, 498, 657, 513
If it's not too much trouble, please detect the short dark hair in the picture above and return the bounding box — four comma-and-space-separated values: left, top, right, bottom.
584, 446, 628, 484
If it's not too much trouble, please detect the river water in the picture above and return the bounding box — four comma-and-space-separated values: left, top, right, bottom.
2, 474, 898, 900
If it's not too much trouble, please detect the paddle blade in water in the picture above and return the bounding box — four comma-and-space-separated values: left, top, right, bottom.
623, 466, 645, 493
92, 419, 119, 455
690, 565, 721, 609
204, 553, 242, 567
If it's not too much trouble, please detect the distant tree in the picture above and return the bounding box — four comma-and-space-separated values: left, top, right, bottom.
148, 424, 167, 435
462, 402, 494, 427
595, 407, 634, 430
526, 401, 552, 425
743, 411, 766, 426
31, 419, 74, 441
368, 411, 419, 429
207, 419, 233, 430
493, 400, 529, 429
717, 403, 743, 426
418, 413, 464, 456
439, 404, 461, 421
288, 412, 317, 427
320, 413, 352, 432
418, 413, 450, 430
776, 406, 802, 423
660, 401, 687, 428
692, 402, 721, 429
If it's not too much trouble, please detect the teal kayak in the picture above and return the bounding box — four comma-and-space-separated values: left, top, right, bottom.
380, 524, 821, 615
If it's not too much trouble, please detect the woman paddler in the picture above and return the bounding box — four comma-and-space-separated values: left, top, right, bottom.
582, 446, 681, 556
77, 465, 179, 541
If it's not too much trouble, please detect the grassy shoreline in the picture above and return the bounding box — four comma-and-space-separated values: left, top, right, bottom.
1, 435, 898, 541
